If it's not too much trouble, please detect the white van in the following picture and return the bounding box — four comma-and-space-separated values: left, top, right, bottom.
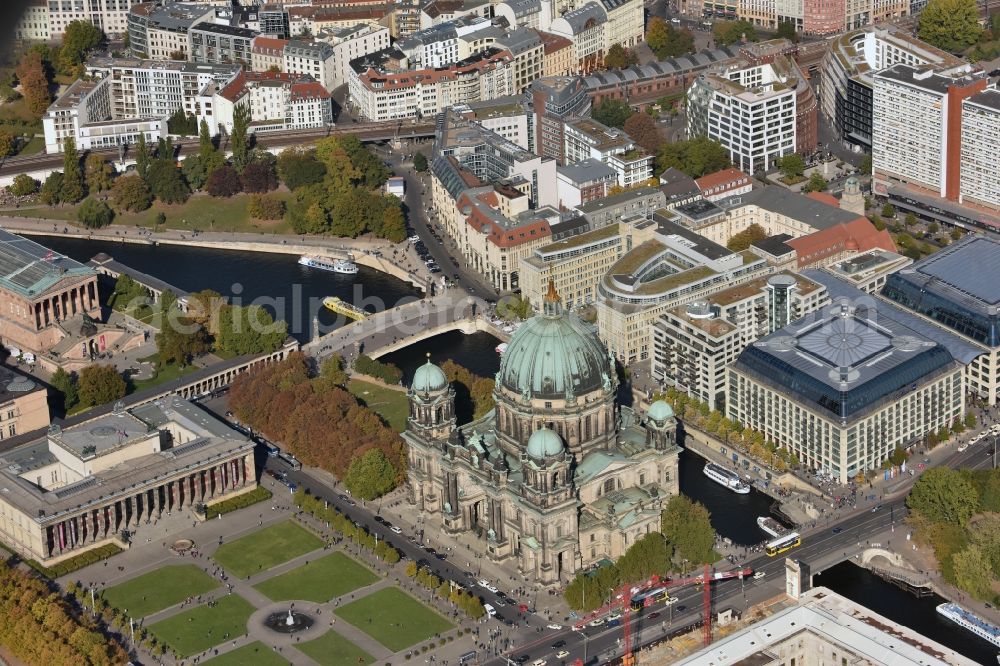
484, 603, 497, 617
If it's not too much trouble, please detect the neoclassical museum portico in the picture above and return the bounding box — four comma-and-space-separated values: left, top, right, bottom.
405, 283, 681, 586
0, 397, 256, 564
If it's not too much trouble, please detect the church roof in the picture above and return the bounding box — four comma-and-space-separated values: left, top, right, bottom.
575, 450, 630, 483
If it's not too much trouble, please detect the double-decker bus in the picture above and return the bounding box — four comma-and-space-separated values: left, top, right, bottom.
765, 532, 801, 557
630, 586, 669, 611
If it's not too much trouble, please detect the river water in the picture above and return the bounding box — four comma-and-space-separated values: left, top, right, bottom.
38, 236, 422, 342
816, 562, 998, 664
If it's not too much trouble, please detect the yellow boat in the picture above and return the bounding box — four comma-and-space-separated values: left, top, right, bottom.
323, 296, 367, 321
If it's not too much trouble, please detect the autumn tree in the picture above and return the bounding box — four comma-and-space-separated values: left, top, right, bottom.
623, 112, 663, 153
15, 51, 51, 116
646, 18, 696, 58
39, 171, 63, 205
241, 161, 277, 193
779, 153, 805, 179
907, 467, 979, 525
77, 364, 127, 408
726, 223, 767, 251
277, 148, 326, 189
206, 164, 242, 197
440, 360, 495, 423
110, 173, 152, 212
604, 43, 637, 69
713, 20, 758, 46
8, 174, 38, 197
156, 315, 209, 366
0, 130, 14, 157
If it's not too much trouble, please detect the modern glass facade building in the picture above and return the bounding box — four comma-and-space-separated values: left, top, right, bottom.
727, 292, 965, 482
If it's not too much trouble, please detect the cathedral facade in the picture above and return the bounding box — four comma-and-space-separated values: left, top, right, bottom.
404, 284, 680, 586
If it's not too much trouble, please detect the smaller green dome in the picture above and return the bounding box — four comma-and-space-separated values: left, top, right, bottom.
648, 400, 674, 422
412, 356, 448, 392
526, 428, 563, 459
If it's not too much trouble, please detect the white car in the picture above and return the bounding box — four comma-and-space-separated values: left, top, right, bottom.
958, 443, 969, 452
532, 660, 547, 666
753, 571, 766, 580
556, 651, 570, 659
547, 623, 562, 630
664, 596, 679, 606
408, 235, 420, 242
588, 617, 605, 627
608, 611, 622, 621
992, 424, 1000, 436
390, 526, 402, 534
478, 579, 491, 589
484, 603, 496, 617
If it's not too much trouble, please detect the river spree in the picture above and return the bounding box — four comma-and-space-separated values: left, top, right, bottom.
816, 562, 998, 664
38, 236, 422, 342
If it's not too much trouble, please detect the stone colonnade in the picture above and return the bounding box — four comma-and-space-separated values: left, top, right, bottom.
44, 454, 251, 559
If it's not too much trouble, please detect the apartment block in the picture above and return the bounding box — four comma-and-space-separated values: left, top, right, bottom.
284, 40, 336, 90
188, 23, 256, 67
128, 2, 215, 59
958, 90, 1000, 212
563, 118, 653, 187
16, 0, 140, 40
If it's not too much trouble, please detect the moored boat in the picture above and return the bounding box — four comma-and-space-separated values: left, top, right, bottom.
298, 255, 359, 274
704, 462, 750, 494
757, 516, 787, 538
936, 603, 1000, 648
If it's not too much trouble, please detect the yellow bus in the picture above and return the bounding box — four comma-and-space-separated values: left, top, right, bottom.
765, 532, 802, 556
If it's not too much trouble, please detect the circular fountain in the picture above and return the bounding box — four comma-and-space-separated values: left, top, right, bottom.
263, 608, 314, 634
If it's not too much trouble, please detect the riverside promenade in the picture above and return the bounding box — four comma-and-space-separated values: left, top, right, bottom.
0, 216, 433, 293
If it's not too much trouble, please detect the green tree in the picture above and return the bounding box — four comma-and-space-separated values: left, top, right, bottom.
166, 109, 197, 135
413, 151, 428, 172
61, 136, 85, 203
779, 153, 805, 179
860, 153, 873, 175
316, 354, 349, 389
969, 512, 1000, 577
802, 171, 828, 193
198, 117, 215, 159
604, 43, 636, 69
592, 98, 634, 129
713, 20, 758, 46
656, 137, 730, 178
110, 173, 152, 212
215, 305, 287, 356
777, 20, 799, 42
647, 18, 695, 58
9, 174, 39, 197
155, 316, 209, 366
85, 153, 115, 193
247, 194, 285, 219
77, 197, 114, 228
0, 130, 13, 158
146, 159, 190, 204
907, 466, 979, 525
77, 364, 126, 408
277, 149, 326, 190
50, 367, 78, 411
905, 212, 917, 226
919, 0, 981, 52
39, 171, 63, 205
230, 103, 251, 172
135, 132, 151, 180
59, 20, 104, 69
881, 203, 896, 218
952, 545, 993, 599
889, 445, 909, 467
661, 495, 717, 565
344, 448, 398, 500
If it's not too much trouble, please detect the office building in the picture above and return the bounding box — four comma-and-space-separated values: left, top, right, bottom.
16, 0, 141, 40
538, 31, 574, 77
820, 27, 964, 152
596, 211, 770, 363
454, 97, 532, 150
283, 40, 337, 90
686, 57, 807, 173
548, 3, 608, 74
404, 288, 680, 585
822, 250, 911, 294
728, 275, 972, 482
555, 159, 617, 208
653, 273, 828, 411
530, 75, 591, 163
882, 236, 1000, 405
562, 118, 653, 187
872, 64, 988, 205
0, 397, 256, 565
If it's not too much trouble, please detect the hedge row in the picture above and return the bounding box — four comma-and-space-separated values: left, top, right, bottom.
29, 543, 124, 578
205, 486, 273, 519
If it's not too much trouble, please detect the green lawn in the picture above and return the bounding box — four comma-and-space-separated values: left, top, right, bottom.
103, 564, 220, 618
203, 641, 286, 666
254, 552, 379, 603
212, 520, 323, 578
16, 192, 294, 234
16, 136, 44, 156
148, 594, 255, 658
334, 587, 453, 652
347, 379, 409, 432
297, 630, 375, 666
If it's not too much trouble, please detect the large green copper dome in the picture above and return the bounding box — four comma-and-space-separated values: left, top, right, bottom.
412, 356, 448, 392
498, 283, 611, 399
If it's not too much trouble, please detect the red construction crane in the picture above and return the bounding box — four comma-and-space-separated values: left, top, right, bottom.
571, 566, 753, 664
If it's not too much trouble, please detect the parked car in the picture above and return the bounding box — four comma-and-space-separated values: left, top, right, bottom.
390, 526, 402, 534
753, 571, 766, 580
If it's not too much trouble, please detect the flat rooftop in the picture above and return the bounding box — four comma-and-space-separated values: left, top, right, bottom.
903, 235, 1000, 306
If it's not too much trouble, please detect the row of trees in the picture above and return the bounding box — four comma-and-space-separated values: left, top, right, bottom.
405, 561, 486, 619
278, 137, 406, 241
907, 466, 1000, 603
354, 354, 404, 385
294, 489, 402, 562
564, 495, 718, 611
230, 354, 406, 499
0, 561, 129, 665
50, 364, 127, 413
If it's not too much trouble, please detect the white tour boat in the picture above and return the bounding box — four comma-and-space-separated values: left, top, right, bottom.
703, 462, 750, 494
936, 603, 1000, 648
298, 255, 359, 274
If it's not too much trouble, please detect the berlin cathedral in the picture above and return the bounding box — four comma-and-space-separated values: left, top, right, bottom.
404, 284, 680, 586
